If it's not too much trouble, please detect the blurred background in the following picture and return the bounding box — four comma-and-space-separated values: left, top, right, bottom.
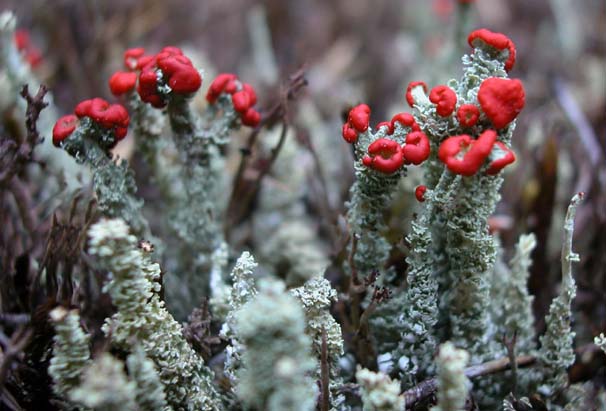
3, 0, 605, 383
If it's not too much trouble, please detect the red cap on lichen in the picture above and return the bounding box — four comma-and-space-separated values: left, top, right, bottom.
457, 104, 480, 127
438, 130, 497, 176
73, 98, 130, 140
375, 121, 391, 132
478, 77, 525, 129
415, 185, 427, 202
206, 73, 237, 103
14, 29, 43, 68
429, 85, 457, 117
468, 28, 516, 71
109, 71, 138, 96
52, 114, 78, 147
402, 131, 431, 165
137, 69, 165, 108
241, 108, 261, 127
406, 81, 427, 107
124, 47, 146, 70
167, 65, 202, 94
486, 141, 515, 175
362, 138, 405, 174
390, 112, 420, 133
342, 124, 358, 143
348, 104, 371, 132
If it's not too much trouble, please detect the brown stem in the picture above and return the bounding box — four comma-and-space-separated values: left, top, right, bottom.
402, 355, 536, 408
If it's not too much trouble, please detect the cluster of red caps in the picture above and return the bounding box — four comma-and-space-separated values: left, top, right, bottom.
52, 98, 129, 148
14, 29, 42, 68
405, 29, 524, 130
401, 29, 524, 177
108, 46, 202, 108
438, 130, 515, 176
205, 73, 261, 127
341, 104, 431, 174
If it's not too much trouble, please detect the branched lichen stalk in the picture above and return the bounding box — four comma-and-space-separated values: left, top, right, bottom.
345, 119, 413, 283
88, 218, 221, 411
236, 279, 316, 411
291, 275, 346, 410
396, 170, 458, 383
501, 233, 537, 352
356, 367, 404, 411
60, 119, 151, 240
126, 346, 169, 411
538, 193, 584, 396
431, 342, 470, 411
164, 94, 238, 314
220, 251, 258, 387
48, 307, 91, 399
69, 353, 137, 411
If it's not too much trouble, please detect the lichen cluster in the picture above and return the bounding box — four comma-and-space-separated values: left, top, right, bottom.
1, 9, 594, 411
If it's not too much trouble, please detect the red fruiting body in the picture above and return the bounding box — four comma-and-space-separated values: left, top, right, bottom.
342, 124, 358, 143
390, 112, 419, 133
206, 73, 237, 103
155, 52, 201, 94
136, 55, 156, 70
468, 28, 516, 71
457, 104, 480, 127
415, 185, 427, 202
72, 98, 130, 140
486, 141, 515, 175
402, 131, 431, 165
109, 71, 138, 96
348, 104, 371, 132
375, 121, 391, 132
167, 66, 202, 94
137, 69, 165, 108
438, 130, 497, 176
205, 73, 260, 127
241, 108, 261, 127
362, 138, 405, 174
406, 81, 427, 107
242, 83, 257, 106
231, 90, 252, 113
124, 47, 145, 70
14, 29, 43, 67
429, 85, 457, 117
14, 29, 29, 50
478, 77, 525, 129
52, 114, 78, 146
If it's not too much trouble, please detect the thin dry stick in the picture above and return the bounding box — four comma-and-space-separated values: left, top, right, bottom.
402, 355, 536, 408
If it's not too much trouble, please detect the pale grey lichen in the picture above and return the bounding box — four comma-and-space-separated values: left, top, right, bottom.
235, 279, 316, 411
88, 218, 221, 411
48, 307, 91, 399
253, 126, 329, 287
58, 119, 152, 241
345, 123, 406, 282
291, 275, 346, 410
538, 193, 584, 396
355, 367, 404, 411
431, 342, 470, 411
163, 91, 240, 318
394, 171, 459, 384
403, 37, 517, 368
220, 251, 258, 386
499, 233, 537, 352
69, 353, 137, 411
126, 346, 169, 411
